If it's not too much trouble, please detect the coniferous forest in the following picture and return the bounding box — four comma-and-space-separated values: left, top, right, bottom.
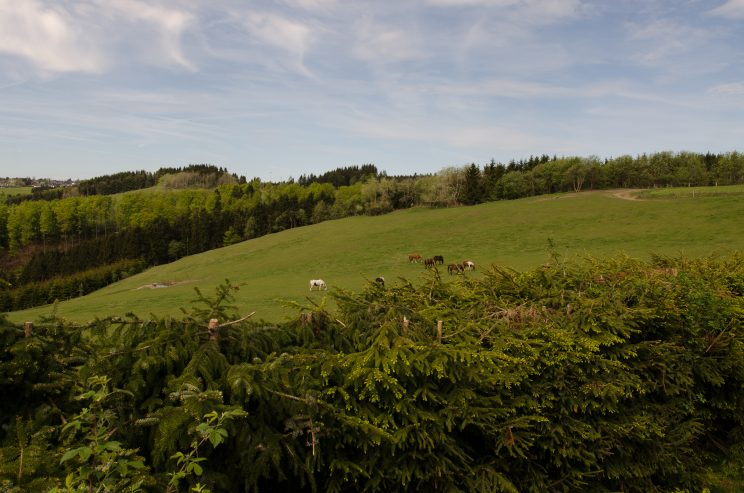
1, 254, 743, 491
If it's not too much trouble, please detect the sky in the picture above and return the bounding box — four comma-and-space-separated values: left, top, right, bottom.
1, 0, 744, 181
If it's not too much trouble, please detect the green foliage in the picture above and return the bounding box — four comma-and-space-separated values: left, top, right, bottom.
2, 258, 744, 491
166, 409, 247, 493
50, 376, 150, 492
0, 417, 58, 492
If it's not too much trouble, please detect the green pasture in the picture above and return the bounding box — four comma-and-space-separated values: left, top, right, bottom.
638, 183, 744, 198
7, 187, 744, 324
0, 186, 32, 199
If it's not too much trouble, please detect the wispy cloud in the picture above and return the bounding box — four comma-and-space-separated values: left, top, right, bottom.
280, 0, 339, 12
0, 0, 195, 75
708, 81, 744, 95
0, 0, 106, 73
708, 0, 744, 19
428, 0, 582, 24
2, 1, 744, 179
240, 11, 316, 75
351, 23, 425, 64
104, 0, 196, 70
626, 18, 712, 65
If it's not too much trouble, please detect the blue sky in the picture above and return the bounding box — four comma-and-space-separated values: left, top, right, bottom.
1, 0, 743, 181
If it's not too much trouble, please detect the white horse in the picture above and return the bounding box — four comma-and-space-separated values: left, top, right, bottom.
463, 260, 475, 271
309, 279, 327, 291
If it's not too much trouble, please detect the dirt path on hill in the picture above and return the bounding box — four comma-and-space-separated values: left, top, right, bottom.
535, 189, 645, 201
610, 189, 645, 200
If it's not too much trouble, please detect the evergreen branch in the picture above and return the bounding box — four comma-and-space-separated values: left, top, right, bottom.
705, 319, 734, 353
440, 325, 470, 340
217, 312, 256, 328
266, 389, 314, 404
104, 337, 182, 357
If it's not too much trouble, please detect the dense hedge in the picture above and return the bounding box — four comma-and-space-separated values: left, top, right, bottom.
1, 254, 743, 491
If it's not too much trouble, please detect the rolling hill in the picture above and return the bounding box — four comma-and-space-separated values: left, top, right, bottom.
6, 186, 744, 324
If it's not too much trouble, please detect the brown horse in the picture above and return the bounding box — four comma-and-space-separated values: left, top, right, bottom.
408, 253, 422, 263
424, 258, 435, 268
447, 263, 460, 274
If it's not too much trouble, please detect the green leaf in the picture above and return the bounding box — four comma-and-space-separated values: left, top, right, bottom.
60, 448, 79, 464
209, 428, 228, 448
78, 446, 93, 462
128, 459, 146, 469
188, 462, 204, 476
103, 440, 122, 451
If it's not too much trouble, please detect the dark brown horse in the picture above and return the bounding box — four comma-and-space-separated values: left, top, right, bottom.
424, 258, 435, 268
433, 255, 444, 265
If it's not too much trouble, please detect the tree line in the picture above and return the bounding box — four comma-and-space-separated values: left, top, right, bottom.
2, 151, 744, 312
1, 254, 742, 491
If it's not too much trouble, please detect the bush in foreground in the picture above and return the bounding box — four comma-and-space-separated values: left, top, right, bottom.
1, 254, 743, 491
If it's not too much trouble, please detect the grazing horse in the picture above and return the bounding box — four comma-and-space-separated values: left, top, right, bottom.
375, 276, 385, 286
424, 258, 435, 269
447, 263, 460, 275
433, 255, 444, 265
408, 253, 422, 263
463, 260, 475, 271
309, 279, 327, 291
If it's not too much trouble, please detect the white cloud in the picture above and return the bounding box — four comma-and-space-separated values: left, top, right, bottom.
240, 11, 315, 74
281, 0, 339, 11
428, 0, 581, 23
0, 0, 196, 75
708, 0, 744, 19
105, 0, 196, 69
428, 0, 521, 6
0, 0, 106, 73
352, 26, 424, 64
627, 18, 711, 65
709, 81, 744, 95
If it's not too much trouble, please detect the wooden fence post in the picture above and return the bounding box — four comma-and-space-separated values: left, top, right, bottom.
208, 318, 219, 342
24, 322, 33, 338
402, 316, 409, 335
436, 320, 443, 343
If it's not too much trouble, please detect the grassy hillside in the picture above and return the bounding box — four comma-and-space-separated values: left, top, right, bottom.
7, 186, 744, 323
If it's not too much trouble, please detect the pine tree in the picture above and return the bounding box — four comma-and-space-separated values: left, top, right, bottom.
462, 163, 483, 205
